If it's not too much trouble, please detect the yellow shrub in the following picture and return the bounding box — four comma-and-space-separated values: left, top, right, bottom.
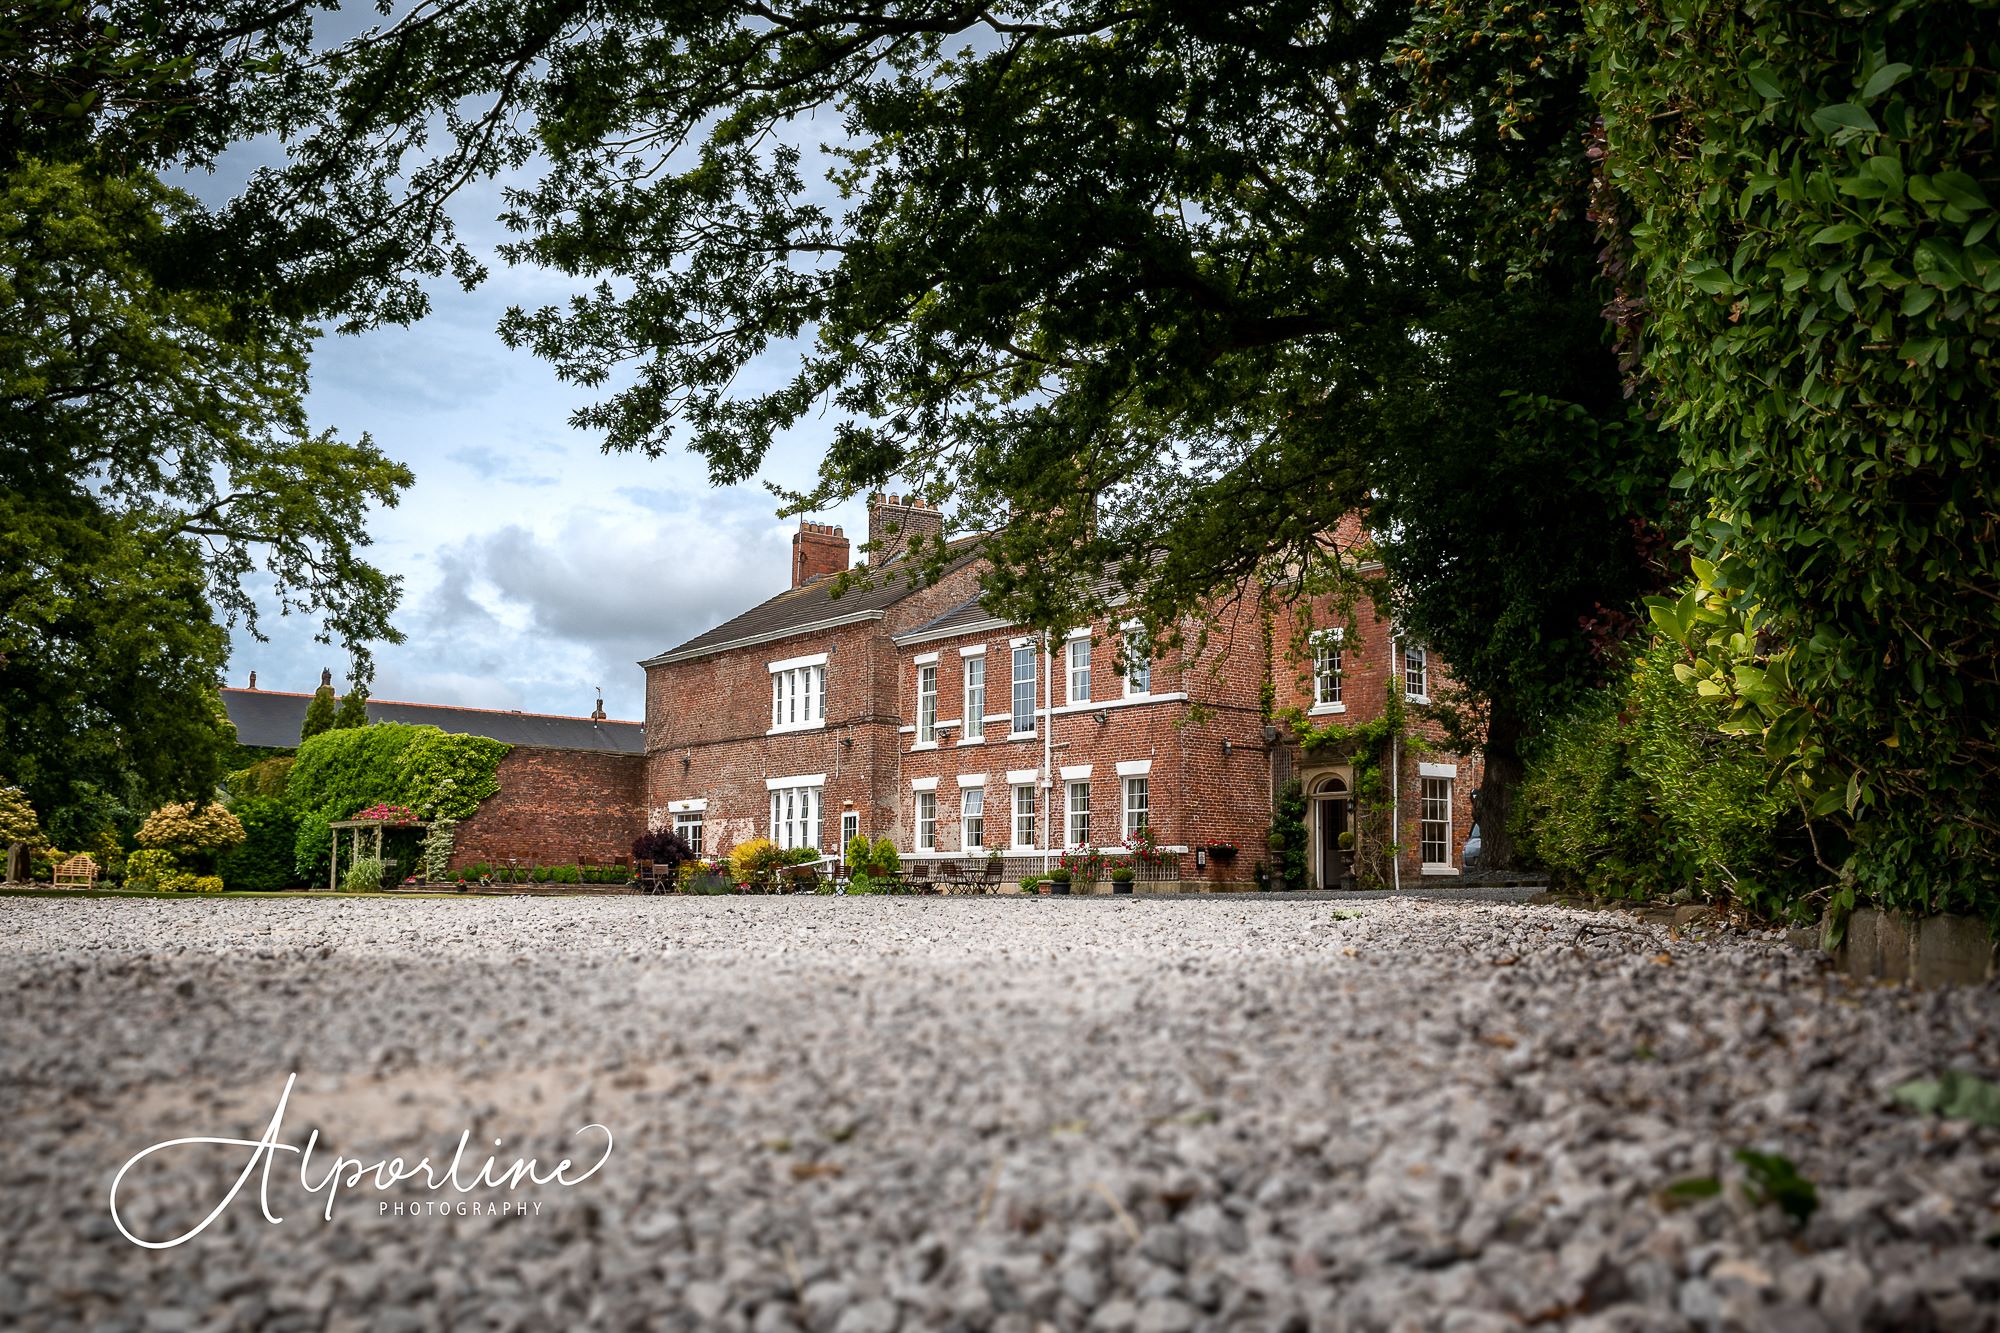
727, 837, 775, 879
137, 802, 246, 851
126, 848, 181, 891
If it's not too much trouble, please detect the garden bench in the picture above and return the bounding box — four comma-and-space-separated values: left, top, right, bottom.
53, 854, 99, 888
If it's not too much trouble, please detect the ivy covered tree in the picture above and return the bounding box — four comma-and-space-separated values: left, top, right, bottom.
299, 676, 339, 744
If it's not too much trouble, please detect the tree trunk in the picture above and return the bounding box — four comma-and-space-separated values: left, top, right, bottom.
1479, 693, 1529, 871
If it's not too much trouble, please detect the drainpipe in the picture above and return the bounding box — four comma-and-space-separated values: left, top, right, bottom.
1390, 629, 1402, 893
1043, 634, 1054, 879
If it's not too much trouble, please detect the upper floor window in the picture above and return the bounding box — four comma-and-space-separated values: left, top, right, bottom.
1312, 629, 1343, 708
1011, 643, 1037, 735
769, 654, 828, 733
1404, 643, 1430, 703
962, 653, 985, 741
1067, 635, 1091, 704
1122, 626, 1152, 697
916, 662, 938, 743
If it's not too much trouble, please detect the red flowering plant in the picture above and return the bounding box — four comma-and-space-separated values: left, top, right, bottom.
1118, 825, 1166, 868
352, 803, 418, 824
1056, 843, 1104, 884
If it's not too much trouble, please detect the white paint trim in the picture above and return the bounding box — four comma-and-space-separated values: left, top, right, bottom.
913, 650, 939, 665
955, 737, 985, 747
1310, 626, 1345, 643
766, 720, 827, 737
1006, 768, 1039, 784
911, 776, 939, 791
1009, 634, 1037, 648
767, 650, 829, 673
667, 798, 708, 813
765, 773, 828, 790
1419, 761, 1459, 779
1064, 626, 1091, 640
958, 644, 987, 657
1115, 759, 1153, 777
1421, 864, 1460, 876
956, 773, 987, 788
1059, 764, 1093, 780
644, 610, 882, 665
1307, 702, 1348, 717
1006, 731, 1038, 742
909, 740, 938, 752
1047, 692, 1188, 717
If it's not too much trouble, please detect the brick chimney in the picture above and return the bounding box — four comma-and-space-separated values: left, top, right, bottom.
792, 520, 850, 588
866, 493, 945, 568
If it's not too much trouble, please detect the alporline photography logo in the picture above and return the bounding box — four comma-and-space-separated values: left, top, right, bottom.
108, 1073, 615, 1249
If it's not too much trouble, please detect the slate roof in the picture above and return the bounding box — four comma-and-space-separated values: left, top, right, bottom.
645, 537, 987, 665
221, 689, 645, 754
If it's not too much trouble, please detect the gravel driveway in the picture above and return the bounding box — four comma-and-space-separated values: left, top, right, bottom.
2, 895, 1996, 1332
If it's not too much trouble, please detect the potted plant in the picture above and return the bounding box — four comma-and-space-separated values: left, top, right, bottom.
1336, 830, 1357, 890
1111, 865, 1135, 894
1205, 842, 1238, 863
1049, 866, 1072, 895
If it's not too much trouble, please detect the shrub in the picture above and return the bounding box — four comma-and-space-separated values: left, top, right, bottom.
0, 784, 42, 849
557, 865, 580, 885
1111, 865, 1135, 883
1270, 780, 1307, 888
1049, 866, 1072, 884
532, 865, 552, 883
217, 798, 299, 892
226, 757, 294, 800
137, 802, 246, 853
160, 872, 225, 894
1516, 640, 1813, 917
341, 857, 385, 893
418, 819, 456, 883
125, 848, 181, 891
633, 826, 697, 875
729, 837, 787, 887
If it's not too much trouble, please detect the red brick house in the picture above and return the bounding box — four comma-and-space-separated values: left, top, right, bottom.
642, 497, 1483, 890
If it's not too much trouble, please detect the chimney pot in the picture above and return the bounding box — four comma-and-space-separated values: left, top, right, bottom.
791, 518, 851, 587
248, 671, 257, 690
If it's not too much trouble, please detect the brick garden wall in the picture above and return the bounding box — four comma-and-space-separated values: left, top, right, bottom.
451, 747, 646, 870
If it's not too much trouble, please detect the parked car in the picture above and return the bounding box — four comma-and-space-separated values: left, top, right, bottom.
1461, 823, 1482, 871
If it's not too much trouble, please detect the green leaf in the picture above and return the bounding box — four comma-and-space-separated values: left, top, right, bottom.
1894, 1071, 2000, 1127
1915, 238, 1971, 290
1661, 1176, 1722, 1208
1744, 67, 1784, 100
1861, 63, 1913, 99
1736, 1150, 1819, 1226
1931, 171, 1992, 214
1900, 285, 1938, 317
1811, 103, 1880, 136
1811, 222, 1867, 244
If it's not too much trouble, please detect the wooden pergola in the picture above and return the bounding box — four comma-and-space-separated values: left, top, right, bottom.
327, 814, 427, 891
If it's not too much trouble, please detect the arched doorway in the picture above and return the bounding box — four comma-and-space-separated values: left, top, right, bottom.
1310, 774, 1350, 889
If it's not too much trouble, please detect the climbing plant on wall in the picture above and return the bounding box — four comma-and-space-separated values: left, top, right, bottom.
287, 724, 508, 880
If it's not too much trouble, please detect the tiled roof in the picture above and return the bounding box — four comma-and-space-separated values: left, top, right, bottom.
645, 537, 987, 664
221, 689, 645, 754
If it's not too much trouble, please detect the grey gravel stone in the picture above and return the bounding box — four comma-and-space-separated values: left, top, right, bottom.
1, 896, 1996, 1333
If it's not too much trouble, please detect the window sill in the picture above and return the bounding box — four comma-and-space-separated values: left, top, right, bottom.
955, 737, 985, 746
766, 721, 827, 736
910, 740, 938, 751
1308, 702, 1347, 716
1405, 694, 1431, 706
1007, 731, 1038, 742
1420, 863, 1458, 877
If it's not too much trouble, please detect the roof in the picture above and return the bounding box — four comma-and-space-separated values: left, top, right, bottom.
644, 536, 987, 666
892, 562, 1139, 647
220, 689, 645, 754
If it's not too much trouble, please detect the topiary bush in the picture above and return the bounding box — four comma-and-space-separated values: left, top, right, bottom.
216, 797, 299, 892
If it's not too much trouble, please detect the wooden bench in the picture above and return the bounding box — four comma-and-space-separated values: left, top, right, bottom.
52, 854, 99, 888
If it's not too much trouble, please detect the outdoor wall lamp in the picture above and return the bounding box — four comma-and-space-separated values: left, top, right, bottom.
680, 755, 691, 773
1261, 725, 1280, 743
1093, 709, 1109, 724
1222, 739, 1233, 756
841, 735, 854, 749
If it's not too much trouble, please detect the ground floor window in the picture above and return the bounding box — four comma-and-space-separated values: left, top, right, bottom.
916, 791, 938, 851
1012, 783, 1038, 849
1066, 781, 1090, 847
1420, 777, 1452, 868
841, 809, 859, 850
961, 788, 984, 849
770, 783, 823, 851
673, 813, 704, 857
1122, 776, 1149, 840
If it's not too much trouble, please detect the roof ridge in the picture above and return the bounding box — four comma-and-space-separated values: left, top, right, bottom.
218, 687, 639, 727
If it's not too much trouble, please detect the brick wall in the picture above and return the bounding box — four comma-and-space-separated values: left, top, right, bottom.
451, 747, 646, 869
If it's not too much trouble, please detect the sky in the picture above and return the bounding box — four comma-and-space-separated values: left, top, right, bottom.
214, 124, 869, 724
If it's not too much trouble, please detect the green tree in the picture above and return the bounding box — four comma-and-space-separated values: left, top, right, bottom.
299, 678, 338, 743
332, 682, 370, 732
308, 0, 1661, 863
0, 783, 40, 883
